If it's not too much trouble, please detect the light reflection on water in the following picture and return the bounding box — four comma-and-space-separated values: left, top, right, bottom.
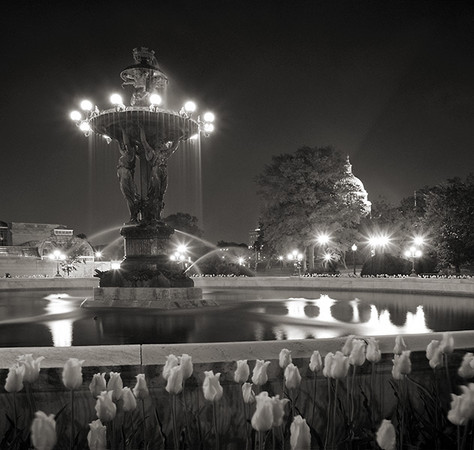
0, 288, 473, 347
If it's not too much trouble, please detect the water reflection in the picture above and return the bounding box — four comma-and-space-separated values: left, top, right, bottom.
0, 289, 473, 347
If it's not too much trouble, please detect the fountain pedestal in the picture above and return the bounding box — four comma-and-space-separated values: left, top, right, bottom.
82, 222, 217, 309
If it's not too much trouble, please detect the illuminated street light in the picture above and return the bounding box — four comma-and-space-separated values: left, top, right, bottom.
111, 261, 121, 270
317, 233, 330, 246
368, 233, 391, 255
287, 250, 303, 276
351, 244, 358, 275
413, 236, 425, 246
171, 244, 190, 270
405, 246, 422, 276
49, 249, 66, 277
95, 251, 102, 260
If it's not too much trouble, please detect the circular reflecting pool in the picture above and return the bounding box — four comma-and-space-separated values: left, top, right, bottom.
0, 288, 473, 347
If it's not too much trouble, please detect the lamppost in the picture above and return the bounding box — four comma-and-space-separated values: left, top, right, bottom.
49, 250, 66, 277
170, 244, 190, 270
287, 250, 303, 276
351, 244, 357, 275
405, 246, 422, 276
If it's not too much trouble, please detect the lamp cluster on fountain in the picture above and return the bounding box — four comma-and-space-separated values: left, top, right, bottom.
70, 95, 215, 140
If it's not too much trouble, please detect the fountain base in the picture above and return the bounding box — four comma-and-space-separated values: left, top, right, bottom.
87, 222, 220, 309
82, 287, 217, 309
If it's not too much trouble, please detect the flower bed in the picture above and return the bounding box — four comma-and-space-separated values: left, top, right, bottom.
1, 334, 474, 449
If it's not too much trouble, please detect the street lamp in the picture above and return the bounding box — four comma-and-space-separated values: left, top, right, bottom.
351, 244, 358, 275
405, 246, 422, 276
171, 244, 190, 270
287, 250, 303, 276
49, 250, 66, 277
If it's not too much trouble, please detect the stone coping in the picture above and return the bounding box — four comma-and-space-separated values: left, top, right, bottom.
1, 330, 473, 369
0, 277, 98, 291
193, 276, 474, 296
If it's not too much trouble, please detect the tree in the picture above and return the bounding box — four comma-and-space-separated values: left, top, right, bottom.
256, 146, 368, 270
422, 175, 474, 273
164, 213, 203, 238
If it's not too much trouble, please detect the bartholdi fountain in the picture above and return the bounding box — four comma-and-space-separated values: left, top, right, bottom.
70, 47, 217, 309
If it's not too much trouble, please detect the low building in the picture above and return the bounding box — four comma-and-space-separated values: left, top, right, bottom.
0, 221, 95, 277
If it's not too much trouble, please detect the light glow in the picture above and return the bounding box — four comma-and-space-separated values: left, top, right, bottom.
70, 111, 82, 121
149, 93, 162, 105
110, 93, 123, 105
80, 100, 93, 111
79, 122, 91, 132
203, 111, 215, 122
203, 123, 214, 133
184, 101, 196, 112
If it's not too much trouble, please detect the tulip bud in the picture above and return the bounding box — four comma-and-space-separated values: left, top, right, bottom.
392, 351, 411, 380
393, 336, 407, 355
166, 365, 184, 395
284, 363, 302, 389
202, 370, 223, 402
122, 387, 137, 412
251, 391, 274, 431
107, 372, 123, 401
376, 419, 396, 450
31, 411, 57, 450
440, 332, 454, 354
349, 339, 366, 367
270, 394, 289, 427
133, 374, 149, 400
323, 352, 334, 378
290, 415, 311, 450
279, 348, 292, 369
458, 353, 474, 379
426, 341, 443, 369
309, 350, 323, 372
89, 373, 106, 399
5, 364, 25, 393
242, 382, 255, 404
234, 359, 250, 384
397, 351, 412, 375
162, 354, 179, 380
458, 384, 474, 420
426, 340, 440, 361
366, 338, 381, 363
17, 354, 45, 384
251, 360, 271, 386
62, 358, 84, 390
87, 419, 107, 450
342, 335, 355, 356
179, 354, 193, 380
448, 394, 466, 426
330, 351, 350, 379
95, 391, 117, 423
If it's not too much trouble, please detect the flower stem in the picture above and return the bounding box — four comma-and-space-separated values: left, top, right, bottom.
70, 390, 75, 450
312, 371, 317, 427
324, 379, 331, 450
350, 366, 356, 427
172, 394, 179, 450
213, 401, 219, 450
141, 398, 147, 449
332, 379, 339, 448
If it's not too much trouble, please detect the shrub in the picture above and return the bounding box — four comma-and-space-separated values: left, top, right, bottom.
361, 253, 411, 276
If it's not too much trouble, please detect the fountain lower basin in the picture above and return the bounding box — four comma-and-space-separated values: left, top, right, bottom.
81, 286, 214, 309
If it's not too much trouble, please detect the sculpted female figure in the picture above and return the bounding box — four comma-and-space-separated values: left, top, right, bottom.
139, 126, 179, 223
117, 128, 140, 223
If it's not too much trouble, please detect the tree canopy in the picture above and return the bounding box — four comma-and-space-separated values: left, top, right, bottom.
422, 175, 474, 272
255, 146, 368, 266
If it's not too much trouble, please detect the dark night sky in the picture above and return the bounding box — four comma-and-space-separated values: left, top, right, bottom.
2, 0, 474, 247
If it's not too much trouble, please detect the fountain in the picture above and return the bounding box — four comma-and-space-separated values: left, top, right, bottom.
70, 47, 217, 309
